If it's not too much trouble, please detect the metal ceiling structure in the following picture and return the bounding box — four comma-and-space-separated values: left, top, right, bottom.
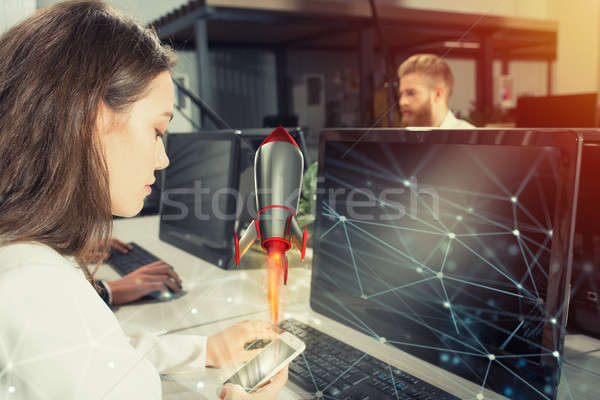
150, 0, 558, 126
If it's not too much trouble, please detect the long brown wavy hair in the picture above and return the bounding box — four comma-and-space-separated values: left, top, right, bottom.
0, 1, 176, 277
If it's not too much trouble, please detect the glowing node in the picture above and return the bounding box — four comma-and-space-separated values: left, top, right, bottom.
241, 271, 248, 280
467, 207, 474, 213
553, 351, 559, 358
550, 318, 557, 325
6, 362, 13, 371
512, 229, 520, 237
196, 381, 204, 390
447, 232, 456, 239
403, 180, 411, 187
456, 215, 463, 221
378, 337, 387, 344
8, 386, 16, 394
476, 393, 484, 400
548, 230, 553, 237
537, 297, 544, 304
437, 272, 444, 279
361, 294, 368, 300
510, 196, 518, 203
314, 318, 322, 325
315, 391, 323, 398
488, 354, 495, 361
516, 284, 523, 289
291, 285, 297, 291
227, 297, 233, 303
191, 308, 198, 314
339, 215, 346, 222
107, 361, 115, 369
583, 263, 593, 273
416, 267, 423, 273
443, 301, 450, 309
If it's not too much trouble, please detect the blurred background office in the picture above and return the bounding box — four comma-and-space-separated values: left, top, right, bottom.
4, 0, 600, 162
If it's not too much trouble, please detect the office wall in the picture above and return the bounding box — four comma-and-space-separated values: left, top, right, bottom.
0, 0, 36, 34
547, 0, 600, 96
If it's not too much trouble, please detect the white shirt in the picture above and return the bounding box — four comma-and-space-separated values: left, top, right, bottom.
0, 242, 206, 400
439, 110, 475, 129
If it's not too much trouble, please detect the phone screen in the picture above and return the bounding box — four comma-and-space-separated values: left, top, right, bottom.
224, 338, 297, 390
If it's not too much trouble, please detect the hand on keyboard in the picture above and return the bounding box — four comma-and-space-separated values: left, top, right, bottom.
105, 261, 183, 305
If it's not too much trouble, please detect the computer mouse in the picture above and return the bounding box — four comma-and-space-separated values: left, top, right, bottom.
243, 339, 272, 351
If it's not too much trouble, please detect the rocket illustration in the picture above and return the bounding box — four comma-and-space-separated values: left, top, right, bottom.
235, 126, 307, 285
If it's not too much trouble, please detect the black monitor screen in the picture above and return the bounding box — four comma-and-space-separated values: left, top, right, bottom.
311, 130, 577, 399
160, 133, 238, 250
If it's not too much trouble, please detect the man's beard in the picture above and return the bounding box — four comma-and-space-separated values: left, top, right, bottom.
401, 101, 433, 127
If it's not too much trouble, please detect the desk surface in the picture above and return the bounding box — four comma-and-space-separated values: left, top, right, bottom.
100, 216, 600, 400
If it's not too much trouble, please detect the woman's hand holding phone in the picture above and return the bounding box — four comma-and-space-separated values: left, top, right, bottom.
218, 367, 288, 400
206, 320, 279, 368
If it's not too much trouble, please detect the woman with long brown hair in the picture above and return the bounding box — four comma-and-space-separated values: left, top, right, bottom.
0, 1, 286, 399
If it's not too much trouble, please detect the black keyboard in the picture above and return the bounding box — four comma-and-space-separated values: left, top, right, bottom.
279, 319, 460, 400
106, 242, 185, 301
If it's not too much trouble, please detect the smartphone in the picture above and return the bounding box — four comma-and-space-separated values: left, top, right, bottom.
223, 332, 305, 392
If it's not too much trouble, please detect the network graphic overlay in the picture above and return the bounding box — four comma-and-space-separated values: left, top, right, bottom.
310, 134, 577, 400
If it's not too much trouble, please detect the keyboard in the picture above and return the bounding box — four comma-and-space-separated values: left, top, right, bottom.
278, 319, 460, 400
106, 242, 185, 301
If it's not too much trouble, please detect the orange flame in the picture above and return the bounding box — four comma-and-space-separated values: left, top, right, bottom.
266, 245, 285, 325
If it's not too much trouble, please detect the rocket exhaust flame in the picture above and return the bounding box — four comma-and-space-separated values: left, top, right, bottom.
266, 240, 287, 325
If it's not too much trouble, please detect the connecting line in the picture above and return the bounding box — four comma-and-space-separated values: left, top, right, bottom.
320, 220, 341, 239
463, 148, 512, 197
518, 236, 550, 281
455, 231, 512, 237
311, 297, 376, 338
516, 202, 547, 232
346, 219, 445, 236
287, 323, 319, 392
440, 280, 460, 335
499, 320, 525, 350
535, 173, 553, 229
370, 298, 485, 355
321, 354, 367, 393
444, 275, 524, 299
560, 368, 575, 400
367, 276, 437, 299
452, 309, 489, 355
481, 359, 493, 392
385, 341, 486, 357
515, 152, 545, 198
494, 358, 552, 400
438, 197, 513, 232
387, 365, 401, 400
454, 237, 526, 293
381, 144, 407, 179
346, 220, 437, 275
326, 292, 380, 338
324, 173, 448, 234
440, 237, 451, 273
342, 222, 365, 297
516, 235, 541, 300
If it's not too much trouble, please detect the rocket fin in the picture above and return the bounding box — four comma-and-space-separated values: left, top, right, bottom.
289, 216, 307, 262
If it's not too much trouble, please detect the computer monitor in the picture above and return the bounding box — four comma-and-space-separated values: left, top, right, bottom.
516, 93, 597, 128
568, 130, 600, 336
159, 130, 241, 268
311, 128, 580, 400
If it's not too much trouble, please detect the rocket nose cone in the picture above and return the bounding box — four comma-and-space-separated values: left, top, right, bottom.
259, 126, 299, 148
